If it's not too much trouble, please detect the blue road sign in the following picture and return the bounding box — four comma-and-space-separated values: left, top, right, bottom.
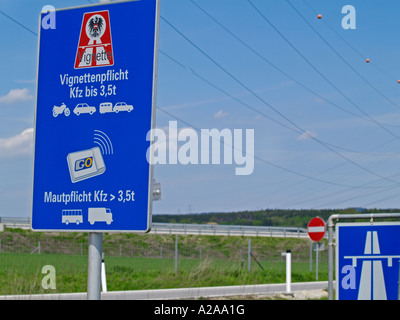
31, 0, 160, 232
336, 222, 400, 300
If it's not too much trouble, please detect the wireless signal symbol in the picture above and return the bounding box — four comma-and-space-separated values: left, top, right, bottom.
94, 130, 114, 155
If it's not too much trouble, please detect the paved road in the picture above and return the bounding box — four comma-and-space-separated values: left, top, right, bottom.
0, 281, 329, 300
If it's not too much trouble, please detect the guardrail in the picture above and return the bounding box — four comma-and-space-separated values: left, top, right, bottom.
150, 223, 308, 238
0, 217, 30, 229
0, 217, 308, 238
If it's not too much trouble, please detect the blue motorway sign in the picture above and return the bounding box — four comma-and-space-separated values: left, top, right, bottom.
336, 222, 400, 300
31, 0, 160, 232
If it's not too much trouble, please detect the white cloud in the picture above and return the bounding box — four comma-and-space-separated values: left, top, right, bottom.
0, 88, 33, 104
297, 130, 317, 141
0, 128, 34, 158
214, 110, 229, 119
314, 97, 327, 104
14, 79, 36, 84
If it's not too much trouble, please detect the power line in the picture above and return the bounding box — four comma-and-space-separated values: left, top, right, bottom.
286, 0, 400, 110
0, 9, 38, 36
160, 16, 400, 186
159, 50, 298, 134
2, 3, 382, 190
161, 48, 398, 160
159, 55, 397, 192
302, 0, 399, 84
4, 2, 398, 204
159, 105, 394, 211
285, 164, 400, 208
160, 48, 400, 202
246, 0, 400, 143
157, 106, 385, 189
4, 1, 396, 158
189, 0, 367, 122
187, 0, 400, 158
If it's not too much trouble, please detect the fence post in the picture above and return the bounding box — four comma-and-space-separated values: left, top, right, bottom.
248, 239, 251, 272
101, 252, 107, 293
280, 250, 293, 295
175, 234, 178, 274
286, 250, 291, 294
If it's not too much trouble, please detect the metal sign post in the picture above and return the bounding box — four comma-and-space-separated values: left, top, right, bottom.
316, 242, 319, 281
313, 242, 324, 281
87, 233, 103, 300
307, 217, 326, 282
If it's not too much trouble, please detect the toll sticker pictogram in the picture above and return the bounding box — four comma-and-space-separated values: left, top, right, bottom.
74, 10, 114, 69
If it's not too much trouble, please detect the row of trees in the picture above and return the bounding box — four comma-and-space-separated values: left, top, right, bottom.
153, 208, 398, 228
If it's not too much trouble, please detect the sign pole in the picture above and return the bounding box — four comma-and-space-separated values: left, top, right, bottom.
307, 217, 326, 281
87, 232, 103, 300
316, 242, 319, 281
327, 218, 334, 300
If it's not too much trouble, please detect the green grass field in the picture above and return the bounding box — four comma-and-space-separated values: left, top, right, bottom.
0, 228, 329, 295
0, 252, 328, 295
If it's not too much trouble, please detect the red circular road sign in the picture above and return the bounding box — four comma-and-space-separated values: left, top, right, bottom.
307, 217, 326, 242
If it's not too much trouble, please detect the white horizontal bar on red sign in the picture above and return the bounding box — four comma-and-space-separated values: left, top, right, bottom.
308, 226, 325, 233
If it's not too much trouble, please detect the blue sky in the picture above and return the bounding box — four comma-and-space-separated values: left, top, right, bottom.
1, 0, 400, 217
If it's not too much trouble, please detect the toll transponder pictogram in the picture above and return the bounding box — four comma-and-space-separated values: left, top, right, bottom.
74, 10, 114, 69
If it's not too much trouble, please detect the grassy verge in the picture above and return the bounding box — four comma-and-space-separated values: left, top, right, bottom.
0, 252, 328, 295
0, 228, 328, 295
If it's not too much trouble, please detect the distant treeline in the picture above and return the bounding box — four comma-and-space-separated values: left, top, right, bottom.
153, 208, 400, 228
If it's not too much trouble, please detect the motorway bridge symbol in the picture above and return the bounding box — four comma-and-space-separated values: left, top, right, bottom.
344, 231, 400, 299
336, 222, 400, 300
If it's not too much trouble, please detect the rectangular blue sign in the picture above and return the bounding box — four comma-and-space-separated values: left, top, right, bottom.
31, 0, 160, 232
336, 222, 400, 300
